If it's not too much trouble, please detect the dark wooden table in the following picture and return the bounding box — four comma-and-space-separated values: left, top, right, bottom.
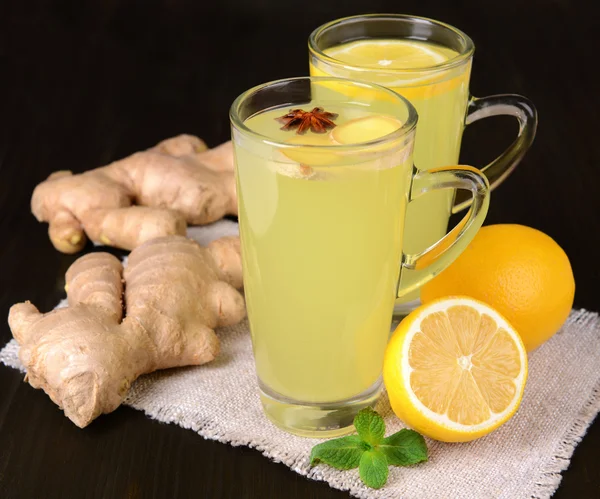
1, 1, 598, 498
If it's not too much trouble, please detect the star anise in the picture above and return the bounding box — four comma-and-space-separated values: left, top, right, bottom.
276, 107, 338, 134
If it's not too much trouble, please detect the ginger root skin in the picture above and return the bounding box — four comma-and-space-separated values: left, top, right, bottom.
8, 235, 245, 428
32, 135, 237, 253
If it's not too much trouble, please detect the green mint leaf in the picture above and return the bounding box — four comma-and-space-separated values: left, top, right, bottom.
380, 429, 428, 466
358, 449, 389, 489
310, 435, 368, 470
353, 407, 385, 446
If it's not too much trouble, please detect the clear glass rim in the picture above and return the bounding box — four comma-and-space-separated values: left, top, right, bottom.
229, 76, 418, 150
308, 13, 475, 75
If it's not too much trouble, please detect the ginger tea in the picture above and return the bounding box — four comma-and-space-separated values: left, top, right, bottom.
310, 38, 471, 302
233, 99, 413, 406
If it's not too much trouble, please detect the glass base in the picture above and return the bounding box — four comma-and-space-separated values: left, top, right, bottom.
259, 379, 383, 438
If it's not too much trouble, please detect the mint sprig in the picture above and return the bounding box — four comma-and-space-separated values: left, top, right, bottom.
309, 435, 367, 469
380, 428, 429, 466
309, 408, 428, 489
354, 407, 386, 445
359, 449, 389, 489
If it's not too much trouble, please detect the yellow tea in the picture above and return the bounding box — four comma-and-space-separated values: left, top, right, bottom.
235, 102, 412, 403
311, 38, 471, 301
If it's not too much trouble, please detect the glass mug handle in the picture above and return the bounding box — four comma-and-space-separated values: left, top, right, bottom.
453, 94, 538, 213
397, 166, 490, 299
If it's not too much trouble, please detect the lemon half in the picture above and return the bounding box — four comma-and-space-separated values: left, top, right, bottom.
383, 296, 528, 442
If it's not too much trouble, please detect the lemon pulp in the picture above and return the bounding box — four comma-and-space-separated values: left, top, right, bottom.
384, 297, 528, 442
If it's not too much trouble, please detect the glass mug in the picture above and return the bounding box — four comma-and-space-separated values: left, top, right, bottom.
229, 76, 490, 437
309, 14, 538, 314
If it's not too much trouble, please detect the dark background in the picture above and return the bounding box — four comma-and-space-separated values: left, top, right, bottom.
1, 1, 598, 498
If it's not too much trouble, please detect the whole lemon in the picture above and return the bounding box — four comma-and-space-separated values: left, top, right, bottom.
420, 224, 575, 351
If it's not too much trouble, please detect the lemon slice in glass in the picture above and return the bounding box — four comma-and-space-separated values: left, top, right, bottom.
331, 115, 403, 145
325, 39, 457, 70
315, 39, 465, 99
282, 133, 340, 168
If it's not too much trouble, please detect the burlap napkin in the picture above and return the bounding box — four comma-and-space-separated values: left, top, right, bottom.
2, 220, 599, 499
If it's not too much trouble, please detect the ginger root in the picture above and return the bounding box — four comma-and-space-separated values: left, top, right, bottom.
32, 135, 237, 253
8, 235, 245, 428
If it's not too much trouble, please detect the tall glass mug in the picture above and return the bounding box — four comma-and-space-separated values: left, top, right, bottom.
230, 76, 490, 437
309, 14, 538, 314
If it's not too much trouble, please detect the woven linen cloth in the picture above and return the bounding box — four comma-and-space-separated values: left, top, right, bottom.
2, 220, 599, 499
